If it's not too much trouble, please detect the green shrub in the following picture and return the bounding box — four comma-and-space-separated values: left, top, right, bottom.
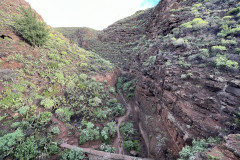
40, 98, 55, 109
0, 90, 22, 109
228, 7, 240, 15
0, 129, 24, 159
60, 148, 85, 160
101, 122, 117, 141
95, 109, 107, 121
215, 55, 239, 69
88, 97, 102, 107
61, 51, 67, 56
179, 138, 220, 160
51, 126, 60, 135
181, 74, 187, 79
55, 108, 74, 122
109, 103, 125, 117
211, 46, 227, 53
17, 106, 30, 116
120, 122, 135, 140
14, 136, 39, 160
45, 142, 59, 155
234, 48, 240, 54
37, 112, 52, 126
192, 3, 202, 8
228, 25, 240, 36
13, 7, 49, 46
199, 49, 209, 59
143, 56, 156, 67
221, 39, 237, 46
217, 24, 230, 37
100, 143, 115, 153
181, 18, 208, 29
171, 38, 188, 47
79, 120, 100, 144
123, 140, 140, 153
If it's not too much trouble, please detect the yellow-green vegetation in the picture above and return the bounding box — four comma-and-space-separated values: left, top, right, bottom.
13, 7, 49, 46
215, 55, 239, 69
179, 138, 220, 160
0, 4, 122, 159
120, 122, 140, 154
181, 18, 208, 30
171, 37, 188, 47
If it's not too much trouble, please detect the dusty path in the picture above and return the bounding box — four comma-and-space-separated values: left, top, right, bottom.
113, 94, 132, 154
37, 107, 78, 146
51, 115, 68, 141
113, 94, 150, 157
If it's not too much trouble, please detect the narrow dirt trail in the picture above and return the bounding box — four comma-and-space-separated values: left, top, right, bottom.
113, 94, 132, 154
51, 115, 68, 141
36, 107, 78, 145
113, 94, 150, 157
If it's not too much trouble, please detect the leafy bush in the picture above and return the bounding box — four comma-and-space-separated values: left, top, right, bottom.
40, 98, 55, 109
14, 136, 39, 160
199, 49, 209, 59
37, 112, 52, 126
13, 7, 49, 46
221, 39, 237, 46
89, 97, 102, 107
17, 106, 30, 116
211, 45, 227, 53
228, 25, 240, 36
45, 142, 59, 155
0, 90, 22, 109
179, 139, 209, 160
123, 140, 140, 153
215, 55, 239, 69
143, 56, 156, 67
51, 126, 60, 135
95, 109, 107, 121
101, 122, 117, 141
171, 38, 188, 47
228, 7, 240, 15
60, 148, 85, 160
179, 138, 221, 160
55, 108, 74, 122
100, 143, 115, 153
0, 129, 24, 159
79, 120, 100, 144
235, 48, 240, 54
120, 122, 135, 140
181, 18, 208, 30
109, 103, 125, 117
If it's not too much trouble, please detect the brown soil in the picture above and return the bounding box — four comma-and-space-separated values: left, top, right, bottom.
92, 71, 117, 87
113, 94, 132, 154
207, 145, 239, 160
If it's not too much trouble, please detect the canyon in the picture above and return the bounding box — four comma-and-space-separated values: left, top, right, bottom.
0, 0, 240, 159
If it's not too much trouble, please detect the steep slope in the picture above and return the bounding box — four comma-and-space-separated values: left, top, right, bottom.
57, 0, 240, 159
0, 0, 151, 159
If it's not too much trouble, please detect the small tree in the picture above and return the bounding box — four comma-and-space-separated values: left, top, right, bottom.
13, 7, 49, 46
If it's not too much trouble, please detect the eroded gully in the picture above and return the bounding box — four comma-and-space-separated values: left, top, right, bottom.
113, 94, 150, 157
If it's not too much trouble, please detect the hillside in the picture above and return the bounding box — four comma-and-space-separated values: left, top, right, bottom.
57, 0, 240, 160
0, 0, 152, 160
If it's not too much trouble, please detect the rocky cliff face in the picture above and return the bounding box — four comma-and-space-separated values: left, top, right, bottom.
58, 0, 240, 159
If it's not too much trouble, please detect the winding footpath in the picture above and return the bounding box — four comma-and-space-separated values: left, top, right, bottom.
113, 94, 150, 157
113, 94, 132, 154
